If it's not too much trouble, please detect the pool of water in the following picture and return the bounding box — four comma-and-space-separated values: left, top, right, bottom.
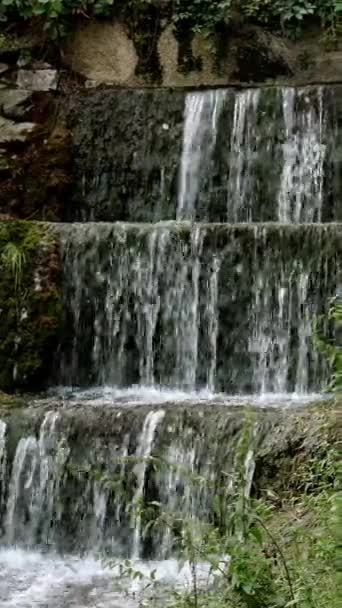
0, 548, 210, 608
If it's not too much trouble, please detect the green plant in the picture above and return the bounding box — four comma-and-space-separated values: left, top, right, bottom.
0, 221, 61, 392
171, 0, 233, 33
1, 0, 342, 39
1, 242, 26, 290
315, 295, 342, 393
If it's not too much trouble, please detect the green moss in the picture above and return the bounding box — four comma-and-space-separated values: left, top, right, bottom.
0, 391, 25, 409
0, 221, 62, 392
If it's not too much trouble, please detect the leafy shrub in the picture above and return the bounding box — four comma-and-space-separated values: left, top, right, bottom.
315, 295, 342, 393
1, 0, 342, 39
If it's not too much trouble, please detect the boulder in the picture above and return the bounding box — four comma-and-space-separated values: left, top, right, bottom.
64, 22, 138, 84
16, 69, 58, 91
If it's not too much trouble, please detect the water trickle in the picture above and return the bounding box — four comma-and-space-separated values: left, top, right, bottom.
0, 420, 7, 512
132, 409, 165, 558
278, 87, 326, 223
5, 436, 39, 545
295, 272, 312, 394
227, 89, 260, 221
91, 480, 108, 549
206, 255, 221, 392
4, 412, 70, 547
247, 229, 326, 396
177, 91, 226, 220
174, 226, 204, 389
243, 424, 258, 500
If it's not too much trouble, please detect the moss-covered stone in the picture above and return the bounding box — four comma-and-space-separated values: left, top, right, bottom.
0, 220, 62, 392
0, 390, 25, 409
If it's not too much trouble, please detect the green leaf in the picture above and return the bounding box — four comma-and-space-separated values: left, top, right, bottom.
249, 525, 263, 545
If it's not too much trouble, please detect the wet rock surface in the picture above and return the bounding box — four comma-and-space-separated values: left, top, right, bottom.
66, 86, 342, 224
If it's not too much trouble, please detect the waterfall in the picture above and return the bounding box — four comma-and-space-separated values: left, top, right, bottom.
278, 87, 326, 222
0, 404, 268, 558
1, 84, 341, 603
174, 225, 203, 389
177, 90, 226, 220
131, 409, 165, 558
4, 412, 70, 547
206, 255, 221, 392
5, 436, 39, 545
60, 222, 339, 394
72, 86, 338, 224
248, 237, 316, 395
226, 89, 260, 222
62, 223, 223, 391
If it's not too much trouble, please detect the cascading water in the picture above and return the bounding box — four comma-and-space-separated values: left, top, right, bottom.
61, 223, 227, 391
60, 222, 339, 394
71, 86, 339, 223
248, 234, 325, 396
226, 89, 261, 222
177, 90, 226, 220
0, 405, 263, 556
4, 412, 70, 547
131, 409, 165, 558
278, 87, 326, 223
1, 83, 341, 607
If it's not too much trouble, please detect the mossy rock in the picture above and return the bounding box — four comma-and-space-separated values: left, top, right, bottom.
0, 390, 25, 409
0, 220, 62, 392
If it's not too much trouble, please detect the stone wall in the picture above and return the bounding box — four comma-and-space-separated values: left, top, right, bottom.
64, 19, 342, 88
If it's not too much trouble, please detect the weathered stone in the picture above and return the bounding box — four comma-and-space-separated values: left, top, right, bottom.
16, 69, 58, 91
0, 116, 35, 143
64, 17, 342, 87
65, 22, 137, 85
0, 87, 32, 119
158, 25, 231, 88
